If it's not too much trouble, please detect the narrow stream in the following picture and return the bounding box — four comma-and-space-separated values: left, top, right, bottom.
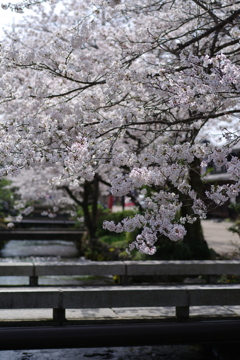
0, 239, 216, 359
1, 239, 79, 258
0, 239, 88, 286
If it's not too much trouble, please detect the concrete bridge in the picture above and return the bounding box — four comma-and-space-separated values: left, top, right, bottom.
0, 260, 240, 321
0, 218, 84, 241
1, 260, 240, 349
0, 229, 84, 241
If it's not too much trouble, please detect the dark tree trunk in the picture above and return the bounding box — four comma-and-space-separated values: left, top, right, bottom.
181, 157, 211, 259
64, 176, 107, 260
81, 176, 103, 259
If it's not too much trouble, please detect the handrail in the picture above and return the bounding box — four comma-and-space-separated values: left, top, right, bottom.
0, 284, 240, 321
0, 260, 240, 286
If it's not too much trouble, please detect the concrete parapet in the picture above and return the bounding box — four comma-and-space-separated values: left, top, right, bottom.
0, 284, 240, 322
34, 261, 125, 277
0, 260, 240, 279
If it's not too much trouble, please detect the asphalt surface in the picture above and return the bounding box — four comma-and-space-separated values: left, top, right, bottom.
201, 219, 240, 256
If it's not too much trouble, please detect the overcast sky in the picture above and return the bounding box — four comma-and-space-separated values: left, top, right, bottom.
0, 6, 24, 38
0, 8, 13, 37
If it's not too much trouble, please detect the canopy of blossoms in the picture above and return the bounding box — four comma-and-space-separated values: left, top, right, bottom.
1, 0, 240, 254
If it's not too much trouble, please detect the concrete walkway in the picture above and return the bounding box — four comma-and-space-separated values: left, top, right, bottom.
1, 305, 240, 323
201, 219, 240, 256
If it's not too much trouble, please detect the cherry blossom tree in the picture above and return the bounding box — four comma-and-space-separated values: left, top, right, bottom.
1, 0, 240, 258
7, 165, 113, 256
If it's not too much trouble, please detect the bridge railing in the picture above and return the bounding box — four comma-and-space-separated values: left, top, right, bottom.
0, 283, 240, 322
0, 229, 84, 241
1, 260, 240, 286
0, 260, 240, 322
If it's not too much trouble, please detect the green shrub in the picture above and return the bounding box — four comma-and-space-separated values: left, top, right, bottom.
97, 210, 148, 260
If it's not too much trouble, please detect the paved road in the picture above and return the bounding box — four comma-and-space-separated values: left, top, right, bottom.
202, 219, 240, 256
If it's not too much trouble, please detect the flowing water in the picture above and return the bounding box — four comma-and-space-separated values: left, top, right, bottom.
0, 239, 216, 359
0, 345, 215, 360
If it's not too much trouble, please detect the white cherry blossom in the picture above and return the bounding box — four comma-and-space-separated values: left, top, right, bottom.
1, 0, 240, 254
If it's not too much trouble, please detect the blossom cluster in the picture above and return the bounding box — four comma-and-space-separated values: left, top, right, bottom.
1, 0, 240, 254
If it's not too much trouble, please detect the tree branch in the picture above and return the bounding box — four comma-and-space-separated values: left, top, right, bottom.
62, 186, 83, 207
177, 8, 240, 51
